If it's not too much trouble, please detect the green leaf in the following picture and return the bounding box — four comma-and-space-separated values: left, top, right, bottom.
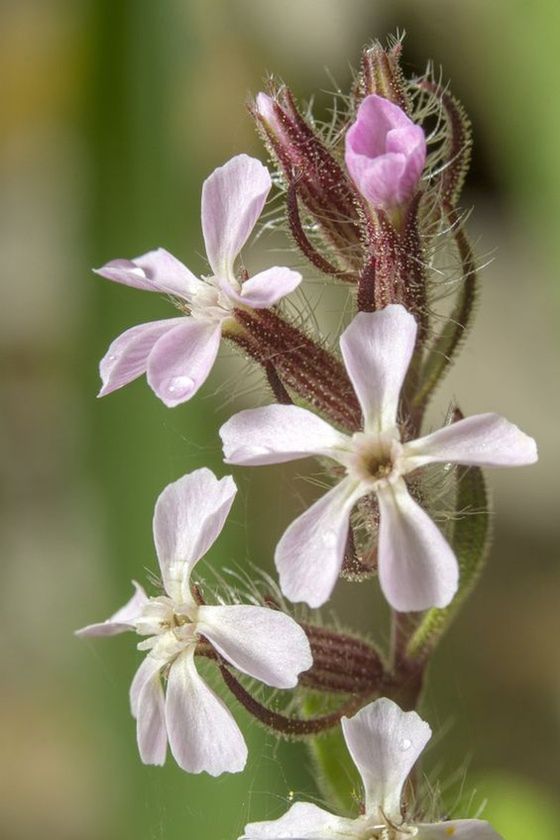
406, 465, 491, 660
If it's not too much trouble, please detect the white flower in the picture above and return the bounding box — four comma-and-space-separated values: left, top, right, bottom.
76, 468, 312, 776
220, 304, 537, 612
95, 154, 302, 406
241, 697, 504, 840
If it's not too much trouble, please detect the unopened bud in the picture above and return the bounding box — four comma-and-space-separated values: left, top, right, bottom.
345, 94, 426, 212
357, 40, 411, 112
251, 86, 363, 275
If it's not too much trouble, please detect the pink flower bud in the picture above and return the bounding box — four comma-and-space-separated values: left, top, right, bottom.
345, 94, 426, 210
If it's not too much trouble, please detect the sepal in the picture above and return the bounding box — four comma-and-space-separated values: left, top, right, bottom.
251, 85, 363, 275
355, 37, 412, 114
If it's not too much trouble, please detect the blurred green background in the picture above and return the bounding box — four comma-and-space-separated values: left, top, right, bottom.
1, 1, 559, 838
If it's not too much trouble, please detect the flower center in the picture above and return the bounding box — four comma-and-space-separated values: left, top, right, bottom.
135, 596, 197, 639
193, 278, 234, 321
135, 597, 198, 660
361, 822, 417, 840
346, 431, 402, 486
363, 451, 393, 480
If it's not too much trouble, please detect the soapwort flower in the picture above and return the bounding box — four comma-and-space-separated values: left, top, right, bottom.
345, 94, 426, 211
241, 697, 503, 839
96, 154, 302, 406
220, 305, 537, 612
76, 468, 312, 775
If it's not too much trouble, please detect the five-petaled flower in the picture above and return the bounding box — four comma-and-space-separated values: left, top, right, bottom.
95, 154, 302, 406
240, 697, 504, 840
345, 94, 427, 210
220, 304, 537, 612
76, 468, 312, 775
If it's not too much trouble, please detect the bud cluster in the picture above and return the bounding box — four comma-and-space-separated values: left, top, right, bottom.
78, 37, 536, 838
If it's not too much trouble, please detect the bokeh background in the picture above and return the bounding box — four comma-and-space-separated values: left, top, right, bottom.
2, 1, 559, 838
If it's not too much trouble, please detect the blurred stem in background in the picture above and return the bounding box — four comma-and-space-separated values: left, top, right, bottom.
87, 2, 261, 837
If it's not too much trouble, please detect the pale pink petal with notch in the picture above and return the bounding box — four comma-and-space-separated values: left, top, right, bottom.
197, 604, 312, 688
340, 306, 417, 434
275, 478, 364, 608
136, 670, 167, 765
134, 248, 204, 299
165, 648, 247, 776
376, 479, 458, 612
416, 820, 504, 839
146, 318, 222, 407
222, 266, 302, 308
220, 404, 349, 466
152, 469, 237, 602
75, 581, 148, 637
342, 698, 431, 822
242, 801, 356, 839
402, 413, 538, 471
95, 248, 202, 299
130, 655, 164, 718
201, 154, 271, 277
94, 258, 157, 291
98, 318, 182, 397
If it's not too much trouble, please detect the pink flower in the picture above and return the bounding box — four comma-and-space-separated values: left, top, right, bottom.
76, 468, 312, 776
345, 94, 426, 209
241, 697, 504, 839
220, 305, 537, 612
95, 155, 302, 407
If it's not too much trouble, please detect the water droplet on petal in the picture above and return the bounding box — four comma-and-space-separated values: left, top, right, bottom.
168, 375, 195, 395
108, 354, 118, 361
249, 445, 271, 456
400, 738, 412, 751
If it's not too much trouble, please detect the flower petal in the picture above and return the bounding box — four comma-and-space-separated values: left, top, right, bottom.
416, 820, 504, 839
136, 668, 167, 765
345, 95, 426, 208
242, 801, 356, 839
402, 413, 538, 471
201, 154, 271, 278
165, 648, 247, 775
275, 478, 364, 608
220, 405, 349, 466
354, 153, 407, 208
340, 306, 417, 434
376, 479, 458, 611
153, 468, 237, 601
341, 698, 431, 822
99, 318, 182, 398
196, 604, 312, 688
146, 318, 222, 407
93, 258, 159, 291
130, 654, 164, 718
133, 248, 204, 299
75, 581, 148, 637
95, 249, 202, 299
222, 266, 302, 309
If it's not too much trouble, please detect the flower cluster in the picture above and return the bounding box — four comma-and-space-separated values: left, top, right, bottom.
78, 37, 537, 837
